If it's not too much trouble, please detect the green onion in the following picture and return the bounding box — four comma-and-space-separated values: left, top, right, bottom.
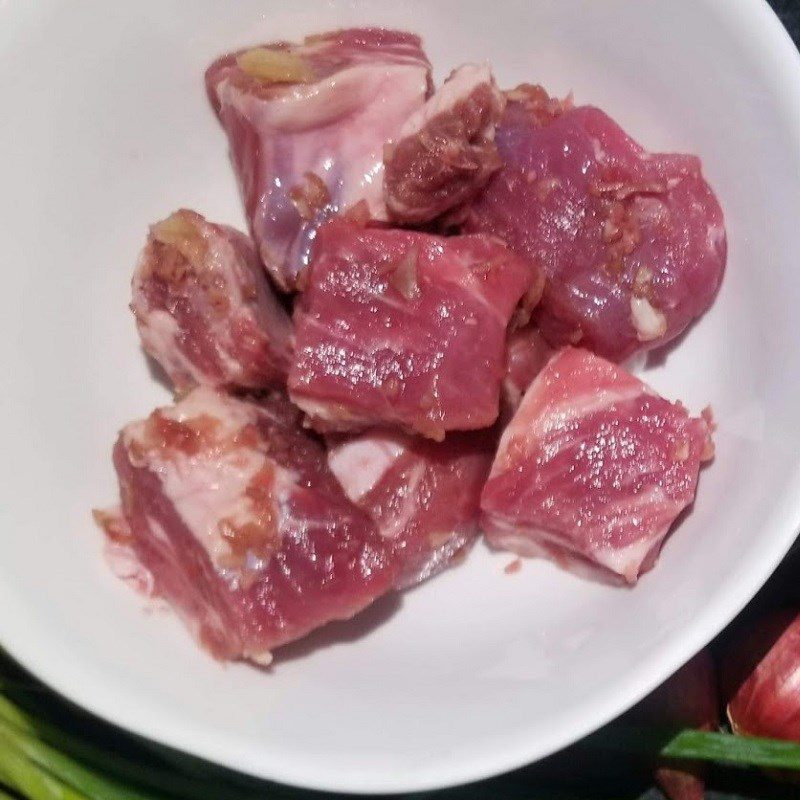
0, 725, 156, 800
0, 698, 34, 735
1, 718, 200, 799
0, 738, 88, 800
0, 766, 17, 798
662, 729, 800, 770
0, 694, 271, 800
590, 724, 800, 771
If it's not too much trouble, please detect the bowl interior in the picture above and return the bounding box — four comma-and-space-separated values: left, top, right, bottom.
1, 0, 799, 793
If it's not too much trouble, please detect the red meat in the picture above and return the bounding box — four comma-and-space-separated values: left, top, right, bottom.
384, 63, 504, 225
288, 219, 533, 440
503, 325, 554, 411
327, 429, 493, 588
205, 29, 431, 290
99, 386, 397, 663
481, 347, 713, 583
131, 210, 292, 392
463, 85, 727, 361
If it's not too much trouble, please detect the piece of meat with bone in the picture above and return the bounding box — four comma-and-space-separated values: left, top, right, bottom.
288, 219, 534, 440
98, 386, 397, 663
205, 29, 432, 291
481, 347, 714, 584
384, 63, 504, 225
327, 429, 494, 588
463, 85, 727, 361
131, 209, 292, 393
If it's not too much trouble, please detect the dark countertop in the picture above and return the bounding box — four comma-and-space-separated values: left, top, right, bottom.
770, 0, 800, 44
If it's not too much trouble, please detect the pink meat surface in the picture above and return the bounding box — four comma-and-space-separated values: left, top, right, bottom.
503, 325, 555, 411
206, 29, 431, 290
288, 219, 533, 440
131, 210, 292, 392
481, 347, 713, 583
327, 429, 493, 587
92, 507, 156, 597
384, 63, 504, 225
100, 386, 397, 663
463, 85, 727, 361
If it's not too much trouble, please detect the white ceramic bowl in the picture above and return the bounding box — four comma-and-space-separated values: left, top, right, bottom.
1, 0, 799, 793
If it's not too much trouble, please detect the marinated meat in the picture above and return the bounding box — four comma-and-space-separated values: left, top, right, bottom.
100, 387, 397, 662
288, 219, 533, 440
131, 209, 292, 392
327, 429, 493, 587
206, 29, 431, 290
481, 347, 714, 583
503, 325, 554, 410
463, 85, 726, 361
384, 63, 504, 225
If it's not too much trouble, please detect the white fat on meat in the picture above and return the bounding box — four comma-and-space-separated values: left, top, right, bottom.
123, 387, 296, 572
327, 432, 406, 502
218, 63, 427, 220
630, 295, 668, 342
139, 385, 256, 436
379, 462, 426, 542
706, 221, 726, 253
133, 308, 193, 381
494, 380, 649, 472
173, 220, 268, 378
487, 520, 631, 587
397, 62, 495, 138
593, 537, 662, 584
327, 431, 425, 543
131, 210, 289, 388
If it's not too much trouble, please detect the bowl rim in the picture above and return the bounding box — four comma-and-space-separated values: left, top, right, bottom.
1, 0, 800, 793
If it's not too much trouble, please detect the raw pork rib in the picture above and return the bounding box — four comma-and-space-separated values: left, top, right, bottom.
102, 386, 397, 662
384, 63, 504, 224
327, 429, 493, 587
288, 219, 533, 440
131, 210, 292, 392
463, 85, 727, 361
206, 29, 431, 290
481, 347, 713, 583
503, 325, 554, 410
